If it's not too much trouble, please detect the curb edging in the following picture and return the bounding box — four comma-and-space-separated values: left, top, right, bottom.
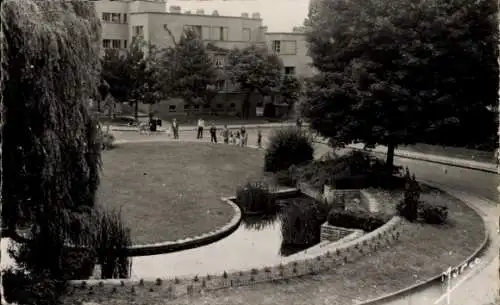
126, 195, 242, 257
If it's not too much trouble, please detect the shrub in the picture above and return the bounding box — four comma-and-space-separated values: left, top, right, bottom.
396, 168, 421, 222
327, 209, 387, 232
235, 181, 277, 214
280, 197, 329, 254
264, 127, 314, 173
290, 151, 404, 190
418, 201, 448, 224
274, 168, 296, 187
93, 208, 132, 279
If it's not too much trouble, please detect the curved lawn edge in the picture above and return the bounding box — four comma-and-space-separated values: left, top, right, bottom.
127, 197, 242, 256
358, 183, 489, 305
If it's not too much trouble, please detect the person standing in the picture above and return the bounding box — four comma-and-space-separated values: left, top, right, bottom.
197, 118, 204, 139
257, 126, 262, 148
222, 124, 229, 144
296, 117, 302, 129
172, 118, 179, 139
235, 131, 241, 146
240, 126, 247, 146
210, 124, 217, 143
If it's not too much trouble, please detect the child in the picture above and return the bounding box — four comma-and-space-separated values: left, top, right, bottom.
257, 127, 262, 148
229, 131, 235, 144
235, 131, 241, 146
210, 124, 217, 143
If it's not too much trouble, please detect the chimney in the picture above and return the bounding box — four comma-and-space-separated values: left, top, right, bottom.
212, 10, 219, 16
252, 12, 261, 19
169, 6, 181, 14
196, 9, 204, 15
241, 12, 249, 18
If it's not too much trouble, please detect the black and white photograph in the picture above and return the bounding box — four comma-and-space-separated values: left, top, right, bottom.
0, 0, 498, 304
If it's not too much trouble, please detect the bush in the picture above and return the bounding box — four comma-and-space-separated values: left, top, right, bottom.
418, 200, 448, 224
327, 209, 387, 232
264, 127, 314, 173
235, 181, 277, 215
274, 167, 297, 187
280, 197, 329, 255
93, 208, 132, 279
396, 168, 421, 222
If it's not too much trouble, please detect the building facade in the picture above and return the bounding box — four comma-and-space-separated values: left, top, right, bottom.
94, 0, 315, 116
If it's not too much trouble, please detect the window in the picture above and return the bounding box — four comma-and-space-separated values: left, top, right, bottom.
216, 103, 223, 109
184, 104, 191, 110
229, 103, 236, 108
282, 40, 297, 55
202, 26, 210, 40
193, 25, 202, 37
111, 13, 121, 23
123, 40, 127, 49
215, 80, 225, 90
102, 39, 111, 48
214, 55, 224, 67
243, 28, 251, 41
284, 66, 296, 75
111, 40, 121, 49
123, 14, 127, 23
102, 13, 111, 22
203, 104, 209, 109
193, 104, 200, 109
272, 40, 281, 53
219, 27, 228, 41
168, 105, 176, 112
133, 25, 144, 37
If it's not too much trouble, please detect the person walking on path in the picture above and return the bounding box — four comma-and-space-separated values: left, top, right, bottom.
210, 124, 218, 143
257, 126, 262, 148
222, 125, 229, 144
240, 126, 247, 146
171, 118, 179, 139
197, 118, 204, 139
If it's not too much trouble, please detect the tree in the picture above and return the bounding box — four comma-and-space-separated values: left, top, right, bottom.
161, 28, 217, 111
101, 37, 160, 121
0, 1, 128, 303
225, 45, 283, 119
279, 75, 302, 117
304, 0, 498, 169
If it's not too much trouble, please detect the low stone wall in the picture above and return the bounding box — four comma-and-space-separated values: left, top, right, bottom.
297, 182, 371, 211
67, 210, 405, 304
320, 223, 358, 242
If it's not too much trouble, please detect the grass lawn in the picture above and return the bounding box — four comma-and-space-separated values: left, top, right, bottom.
401, 143, 494, 164
69, 183, 485, 305
97, 142, 265, 245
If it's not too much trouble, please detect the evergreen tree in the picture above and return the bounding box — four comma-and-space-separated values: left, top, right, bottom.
304, 0, 498, 168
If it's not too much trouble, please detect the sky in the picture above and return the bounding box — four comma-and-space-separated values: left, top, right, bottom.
168, 0, 311, 32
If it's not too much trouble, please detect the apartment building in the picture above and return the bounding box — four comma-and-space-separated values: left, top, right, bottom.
94, 0, 315, 116
265, 28, 316, 79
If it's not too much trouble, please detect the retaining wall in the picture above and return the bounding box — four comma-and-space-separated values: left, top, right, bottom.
67, 199, 404, 303
320, 223, 359, 242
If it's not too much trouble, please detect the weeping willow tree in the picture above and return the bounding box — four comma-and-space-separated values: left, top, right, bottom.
1, 1, 104, 304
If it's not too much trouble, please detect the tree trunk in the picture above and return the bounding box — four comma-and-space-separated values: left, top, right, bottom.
386, 142, 396, 172
134, 100, 139, 122
242, 91, 251, 119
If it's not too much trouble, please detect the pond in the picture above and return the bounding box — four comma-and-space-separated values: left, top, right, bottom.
0, 194, 329, 281
130, 193, 327, 279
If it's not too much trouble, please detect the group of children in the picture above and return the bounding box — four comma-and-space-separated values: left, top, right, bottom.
221, 125, 263, 148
